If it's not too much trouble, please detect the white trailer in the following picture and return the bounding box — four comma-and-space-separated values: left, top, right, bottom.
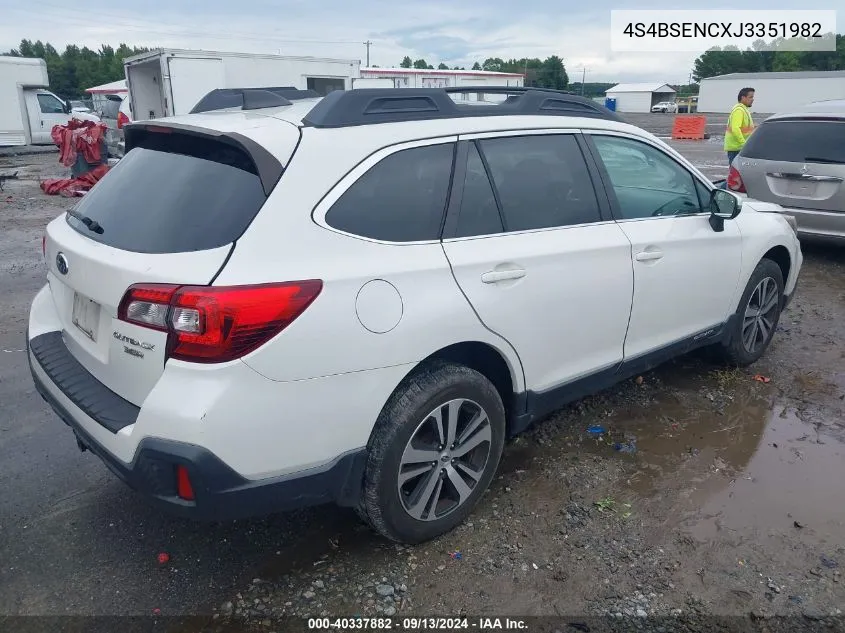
351, 77, 394, 89
123, 49, 361, 121
0, 57, 98, 146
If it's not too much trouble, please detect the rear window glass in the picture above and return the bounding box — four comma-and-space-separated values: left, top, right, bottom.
65, 134, 267, 254
740, 119, 845, 164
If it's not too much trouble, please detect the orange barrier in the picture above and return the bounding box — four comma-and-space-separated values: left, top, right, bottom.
671, 115, 707, 140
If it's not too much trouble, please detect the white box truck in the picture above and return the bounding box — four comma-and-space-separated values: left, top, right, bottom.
123, 48, 361, 121
0, 56, 99, 146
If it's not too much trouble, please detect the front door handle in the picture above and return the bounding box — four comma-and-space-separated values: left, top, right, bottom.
635, 250, 664, 262
481, 269, 526, 283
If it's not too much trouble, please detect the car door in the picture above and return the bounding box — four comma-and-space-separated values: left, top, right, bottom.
441, 130, 634, 408
584, 132, 743, 361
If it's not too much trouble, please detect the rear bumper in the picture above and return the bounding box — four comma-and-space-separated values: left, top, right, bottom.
756, 204, 845, 242
27, 330, 367, 521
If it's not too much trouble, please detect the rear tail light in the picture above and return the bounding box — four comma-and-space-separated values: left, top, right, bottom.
118, 281, 323, 363
117, 111, 130, 129
727, 165, 746, 193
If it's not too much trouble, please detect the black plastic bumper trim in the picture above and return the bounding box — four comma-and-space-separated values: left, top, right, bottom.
29, 331, 139, 433
28, 335, 366, 520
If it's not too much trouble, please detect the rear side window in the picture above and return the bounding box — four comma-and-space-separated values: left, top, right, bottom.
325, 143, 455, 242
741, 119, 845, 164
66, 134, 267, 254
478, 134, 601, 232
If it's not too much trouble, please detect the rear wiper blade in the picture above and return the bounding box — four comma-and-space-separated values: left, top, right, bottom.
66, 209, 104, 234
804, 157, 845, 165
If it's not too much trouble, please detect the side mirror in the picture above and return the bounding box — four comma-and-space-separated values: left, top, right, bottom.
708, 189, 741, 232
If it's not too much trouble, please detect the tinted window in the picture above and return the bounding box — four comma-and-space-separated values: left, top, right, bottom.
66, 135, 267, 254
478, 134, 600, 232
455, 143, 503, 238
740, 119, 845, 164
325, 143, 454, 242
695, 178, 713, 211
592, 135, 704, 219
38, 94, 65, 114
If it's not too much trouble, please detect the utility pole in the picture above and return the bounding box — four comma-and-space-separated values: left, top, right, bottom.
576, 66, 589, 96
364, 40, 372, 67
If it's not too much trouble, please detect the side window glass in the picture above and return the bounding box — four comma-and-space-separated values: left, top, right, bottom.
592, 135, 704, 219
38, 94, 66, 114
455, 143, 503, 238
478, 134, 601, 232
695, 178, 712, 211
325, 143, 454, 242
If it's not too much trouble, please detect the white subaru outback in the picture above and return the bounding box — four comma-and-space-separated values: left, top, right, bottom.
28, 87, 802, 544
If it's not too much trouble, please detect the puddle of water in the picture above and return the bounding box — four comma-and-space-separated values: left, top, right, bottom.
569, 390, 845, 542
689, 409, 845, 541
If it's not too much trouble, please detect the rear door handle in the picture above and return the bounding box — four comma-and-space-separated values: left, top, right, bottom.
635, 251, 664, 262
481, 269, 526, 283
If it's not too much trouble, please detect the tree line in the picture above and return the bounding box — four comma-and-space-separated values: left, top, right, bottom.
2, 40, 149, 99
692, 34, 845, 80
4, 34, 842, 100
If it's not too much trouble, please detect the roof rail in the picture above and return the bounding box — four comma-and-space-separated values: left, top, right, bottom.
301, 86, 621, 128
190, 87, 320, 114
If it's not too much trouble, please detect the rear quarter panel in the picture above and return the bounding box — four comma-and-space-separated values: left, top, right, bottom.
212, 128, 526, 393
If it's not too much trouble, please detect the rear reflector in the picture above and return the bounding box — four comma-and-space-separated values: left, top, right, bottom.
176, 465, 194, 500
118, 281, 323, 363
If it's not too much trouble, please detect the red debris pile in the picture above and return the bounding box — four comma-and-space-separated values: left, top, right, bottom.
41, 119, 111, 197
41, 164, 109, 197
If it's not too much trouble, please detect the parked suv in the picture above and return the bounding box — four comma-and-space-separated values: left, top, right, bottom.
28, 87, 802, 544
728, 100, 845, 242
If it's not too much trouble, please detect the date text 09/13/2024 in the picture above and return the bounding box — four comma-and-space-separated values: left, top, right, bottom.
307, 617, 529, 630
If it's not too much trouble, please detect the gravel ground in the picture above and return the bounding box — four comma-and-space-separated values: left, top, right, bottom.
1, 116, 843, 633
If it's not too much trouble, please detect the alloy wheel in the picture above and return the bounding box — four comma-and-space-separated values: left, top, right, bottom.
742, 276, 779, 354
397, 398, 493, 521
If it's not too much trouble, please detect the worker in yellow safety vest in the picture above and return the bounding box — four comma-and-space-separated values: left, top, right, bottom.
724, 87, 755, 165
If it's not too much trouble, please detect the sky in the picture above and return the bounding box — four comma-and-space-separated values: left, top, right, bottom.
1, 0, 842, 84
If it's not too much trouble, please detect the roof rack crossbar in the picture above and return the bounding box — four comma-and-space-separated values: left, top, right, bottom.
242, 89, 292, 110
190, 87, 319, 114
301, 87, 621, 128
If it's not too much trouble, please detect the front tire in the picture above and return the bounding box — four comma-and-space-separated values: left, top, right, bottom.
356, 361, 506, 544
719, 258, 784, 366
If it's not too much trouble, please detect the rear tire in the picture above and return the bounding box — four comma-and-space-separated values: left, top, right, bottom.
356, 361, 505, 544
719, 258, 784, 367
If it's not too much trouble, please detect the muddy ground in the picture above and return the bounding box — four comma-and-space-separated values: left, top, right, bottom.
1, 120, 843, 633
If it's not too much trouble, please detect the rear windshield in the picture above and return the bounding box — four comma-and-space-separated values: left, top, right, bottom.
66, 134, 267, 254
740, 119, 845, 164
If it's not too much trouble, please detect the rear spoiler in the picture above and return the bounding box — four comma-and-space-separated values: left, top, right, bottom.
123, 122, 284, 196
